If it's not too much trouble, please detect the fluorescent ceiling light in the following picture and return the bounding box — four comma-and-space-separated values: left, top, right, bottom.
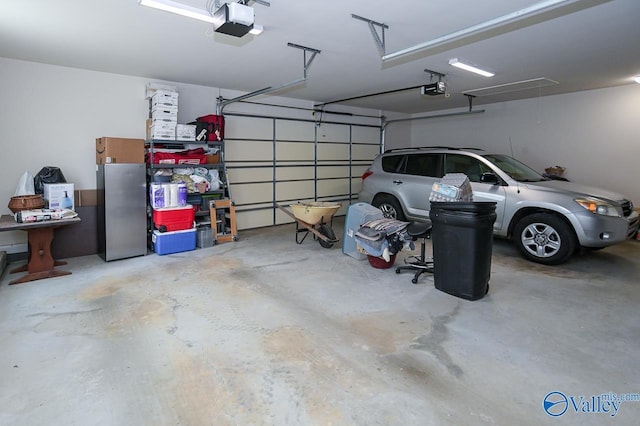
382, 0, 609, 62
138, 0, 215, 24
249, 24, 264, 35
449, 58, 495, 77
634, 75, 640, 84
464, 78, 559, 97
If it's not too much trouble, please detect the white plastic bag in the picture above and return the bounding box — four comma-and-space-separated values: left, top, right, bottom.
208, 169, 222, 191
14, 171, 35, 196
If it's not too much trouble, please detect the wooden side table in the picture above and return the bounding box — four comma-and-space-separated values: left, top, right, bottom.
0, 214, 81, 285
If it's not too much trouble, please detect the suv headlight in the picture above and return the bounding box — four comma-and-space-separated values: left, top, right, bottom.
575, 198, 622, 217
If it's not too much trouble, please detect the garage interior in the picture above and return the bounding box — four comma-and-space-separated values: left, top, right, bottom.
1, 0, 640, 424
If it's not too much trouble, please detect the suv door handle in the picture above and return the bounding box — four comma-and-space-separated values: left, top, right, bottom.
393, 180, 403, 184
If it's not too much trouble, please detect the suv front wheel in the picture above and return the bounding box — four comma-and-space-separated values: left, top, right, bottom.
372, 195, 406, 221
513, 213, 576, 265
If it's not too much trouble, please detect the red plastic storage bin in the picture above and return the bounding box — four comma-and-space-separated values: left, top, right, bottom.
152, 205, 195, 232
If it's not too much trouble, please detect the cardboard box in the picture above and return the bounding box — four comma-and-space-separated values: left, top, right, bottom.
146, 83, 177, 99
152, 90, 178, 107
151, 111, 178, 121
176, 124, 196, 141
150, 124, 176, 140
146, 118, 178, 140
44, 183, 75, 211
151, 103, 178, 113
96, 137, 145, 164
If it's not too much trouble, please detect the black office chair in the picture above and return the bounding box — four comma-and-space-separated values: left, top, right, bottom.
396, 220, 434, 284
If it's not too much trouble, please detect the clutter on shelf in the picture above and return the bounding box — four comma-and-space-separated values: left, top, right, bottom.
151, 166, 222, 195
14, 208, 78, 223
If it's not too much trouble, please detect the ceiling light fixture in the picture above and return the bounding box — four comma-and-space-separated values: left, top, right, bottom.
449, 58, 495, 77
378, 0, 611, 63
249, 24, 264, 35
138, 0, 215, 23
634, 75, 640, 84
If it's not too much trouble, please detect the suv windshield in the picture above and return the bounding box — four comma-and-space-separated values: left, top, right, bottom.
483, 154, 546, 182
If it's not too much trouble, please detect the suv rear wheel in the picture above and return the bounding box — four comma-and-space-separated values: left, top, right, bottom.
372, 195, 406, 221
513, 213, 576, 265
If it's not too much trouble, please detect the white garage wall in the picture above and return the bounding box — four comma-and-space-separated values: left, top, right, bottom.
408, 85, 640, 205
0, 57, 401, 249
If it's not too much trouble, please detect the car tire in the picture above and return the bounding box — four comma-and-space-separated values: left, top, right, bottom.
372, 195, 406, 221
513, 213, 576, 265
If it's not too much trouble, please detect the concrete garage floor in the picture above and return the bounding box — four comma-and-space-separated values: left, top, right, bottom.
0, 217, 639, 425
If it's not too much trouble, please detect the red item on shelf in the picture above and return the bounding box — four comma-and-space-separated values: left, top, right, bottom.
152, 205, 195, 232
147, 148, 207, 165
196, 114, 225, 141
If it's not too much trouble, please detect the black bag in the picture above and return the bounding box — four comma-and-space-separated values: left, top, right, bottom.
34, 166, 67, 194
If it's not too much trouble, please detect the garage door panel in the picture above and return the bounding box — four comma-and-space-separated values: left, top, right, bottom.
276, 167, 314, 181
226, 116, 272, 139
226, 140, 272, 161
276, 181, 314, 201
351, 177, 363, 194
228, 167, 272, 183
276, 141, 314, 161
317, 166, 350, 179
276, 120, 314, 141
236, 210, 273, 230
317, 144, 349, 161
231, 183, 272, 204
317, 123, 350, 142
317, 179, 350, 197
276, 209, 296, 225
352, 144, 380, 160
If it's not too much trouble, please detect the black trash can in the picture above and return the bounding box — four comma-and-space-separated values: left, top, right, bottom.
429, 202, 497, 300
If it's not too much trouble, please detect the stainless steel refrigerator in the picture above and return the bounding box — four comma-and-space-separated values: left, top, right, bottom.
97, 163, 147, 261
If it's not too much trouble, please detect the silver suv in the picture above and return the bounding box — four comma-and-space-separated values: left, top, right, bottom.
358, 147, 639, 265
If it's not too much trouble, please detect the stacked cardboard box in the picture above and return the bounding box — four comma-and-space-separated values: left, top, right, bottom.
150, 89, 178, 140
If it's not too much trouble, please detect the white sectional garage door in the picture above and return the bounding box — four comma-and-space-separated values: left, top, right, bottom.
224, 114, 381, 230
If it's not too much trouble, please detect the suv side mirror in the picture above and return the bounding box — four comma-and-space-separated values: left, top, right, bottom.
480, 172, 499, 185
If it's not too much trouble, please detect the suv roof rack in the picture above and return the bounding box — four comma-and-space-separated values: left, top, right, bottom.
384, 146, 485, 153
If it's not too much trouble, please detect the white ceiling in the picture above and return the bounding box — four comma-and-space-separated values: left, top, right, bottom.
1, 0, 639, 114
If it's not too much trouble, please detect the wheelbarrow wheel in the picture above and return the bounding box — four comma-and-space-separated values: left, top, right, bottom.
318, 224, 336, 248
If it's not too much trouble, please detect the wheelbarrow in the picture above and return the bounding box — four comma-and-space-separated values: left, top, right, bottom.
275, 202, 341, 248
